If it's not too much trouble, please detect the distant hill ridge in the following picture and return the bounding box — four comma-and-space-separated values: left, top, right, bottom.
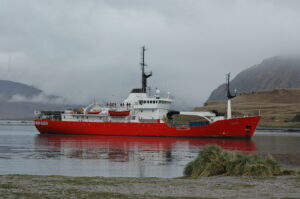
0, 79, 72, 119
207, 55, 300, 102
0, 80, 42, 100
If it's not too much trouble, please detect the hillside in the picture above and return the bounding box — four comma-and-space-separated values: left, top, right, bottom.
0, 80, 72, 119
0, 80, 42, 100
207, 56, 300, 102
195, 88, 300, 127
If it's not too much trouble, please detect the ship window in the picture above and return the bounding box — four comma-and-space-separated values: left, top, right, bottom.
150, 101, 153, 104
147, 100, 149, 103
143, 100, 146, 103
141, 110, 143, 112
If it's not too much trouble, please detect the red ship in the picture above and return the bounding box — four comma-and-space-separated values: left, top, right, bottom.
34, 47, 260, 139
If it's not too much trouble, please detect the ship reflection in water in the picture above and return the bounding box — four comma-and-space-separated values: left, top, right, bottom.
34, 135, 256, 177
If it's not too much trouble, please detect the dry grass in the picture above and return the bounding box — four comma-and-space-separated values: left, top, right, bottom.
184, 145, 299, 178
195, 88, 300, 127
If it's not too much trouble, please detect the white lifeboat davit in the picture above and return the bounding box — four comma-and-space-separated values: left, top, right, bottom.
84, 101, 102, 115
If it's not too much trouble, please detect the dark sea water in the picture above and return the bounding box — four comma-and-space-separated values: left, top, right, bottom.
0, 123, 299, 178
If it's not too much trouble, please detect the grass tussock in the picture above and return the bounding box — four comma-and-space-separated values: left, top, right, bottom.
184, 145, 299, 177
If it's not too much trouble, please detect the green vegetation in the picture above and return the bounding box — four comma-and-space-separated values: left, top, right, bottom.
184, 145, 299, 177
0, 182, 18, 189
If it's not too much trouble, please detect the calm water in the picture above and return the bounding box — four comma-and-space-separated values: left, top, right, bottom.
0, 124, 299, 178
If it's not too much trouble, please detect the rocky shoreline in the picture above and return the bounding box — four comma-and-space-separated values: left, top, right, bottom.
0, 175, 299, 199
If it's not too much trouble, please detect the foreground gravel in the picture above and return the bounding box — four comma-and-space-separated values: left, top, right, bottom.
0, 175, 300, 199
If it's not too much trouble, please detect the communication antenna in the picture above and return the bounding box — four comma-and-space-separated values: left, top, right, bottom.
140, 46, 152, 93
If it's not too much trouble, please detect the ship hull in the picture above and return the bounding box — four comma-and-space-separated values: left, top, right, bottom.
34, 116, 260, 139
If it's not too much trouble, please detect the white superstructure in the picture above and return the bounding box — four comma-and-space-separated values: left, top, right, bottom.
34, 46, 225, 125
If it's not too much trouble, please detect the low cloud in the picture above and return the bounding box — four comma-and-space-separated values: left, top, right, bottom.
1, 0, 300, 109
9, 93, 66, 104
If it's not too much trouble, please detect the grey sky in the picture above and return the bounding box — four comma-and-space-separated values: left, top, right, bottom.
0, 0, 300, 108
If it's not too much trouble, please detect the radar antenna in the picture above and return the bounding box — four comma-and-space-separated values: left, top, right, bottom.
140, 46, 152, 93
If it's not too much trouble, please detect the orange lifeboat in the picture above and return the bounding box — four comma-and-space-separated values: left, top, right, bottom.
87, 110, 102, 114
109, 110, 130, 116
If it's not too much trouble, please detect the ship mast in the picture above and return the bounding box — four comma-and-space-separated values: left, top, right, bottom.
226, 73, 236, 119
140, 46, 152, 93
226, 73, 235, 99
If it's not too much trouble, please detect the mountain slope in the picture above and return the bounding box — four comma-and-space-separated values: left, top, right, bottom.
0, 80, 42, 100
196, 88, 300, 127
0, 80, 70, 119
207, 56, 300, 102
